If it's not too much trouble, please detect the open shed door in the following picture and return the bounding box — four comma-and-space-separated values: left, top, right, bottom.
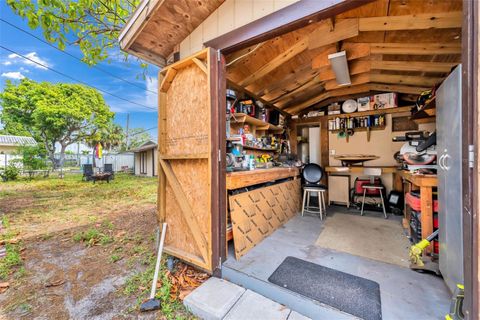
158, 48, 224, 273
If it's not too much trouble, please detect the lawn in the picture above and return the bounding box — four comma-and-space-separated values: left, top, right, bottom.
0, 173, 204, 319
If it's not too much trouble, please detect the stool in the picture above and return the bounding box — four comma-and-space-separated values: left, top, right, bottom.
360, 168, 387, 219
302, 187, 327, 219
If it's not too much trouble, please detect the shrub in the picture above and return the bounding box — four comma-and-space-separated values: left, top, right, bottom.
2, 164, 20, 181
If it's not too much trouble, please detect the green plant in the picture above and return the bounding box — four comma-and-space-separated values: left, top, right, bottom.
0, 243, 23, 280
2, 163, 20, 181
72, 228, 113, 246
14, 145, 47, 170
110, 254, 122, 263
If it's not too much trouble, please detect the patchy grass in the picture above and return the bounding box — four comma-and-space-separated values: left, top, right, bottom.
0, 243, 23, 280
0, 173, 157, 239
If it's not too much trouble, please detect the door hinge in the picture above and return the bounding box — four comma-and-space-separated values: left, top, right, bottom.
469, 144, 475, 168
219, 149, 222, 162
217, 49, 221, 62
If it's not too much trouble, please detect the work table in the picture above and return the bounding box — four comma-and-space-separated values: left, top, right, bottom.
325, 166, 399, 174
226, 167, 299, 190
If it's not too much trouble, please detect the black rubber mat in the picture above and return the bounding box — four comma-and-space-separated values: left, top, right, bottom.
268, 256, 382, 320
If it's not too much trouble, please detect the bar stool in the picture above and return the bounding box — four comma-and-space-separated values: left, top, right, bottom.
302, 187, 327, 219
360, 168, 387, 218
301, 163, 327, 219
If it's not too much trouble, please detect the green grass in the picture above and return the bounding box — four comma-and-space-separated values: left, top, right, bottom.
0, 243, 23, 280
73, 228, 114, 247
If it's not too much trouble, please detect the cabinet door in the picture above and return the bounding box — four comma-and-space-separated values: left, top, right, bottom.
436, 65, 463, 292
158, 48, 224, 273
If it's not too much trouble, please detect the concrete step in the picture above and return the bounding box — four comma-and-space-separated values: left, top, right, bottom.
183, 277, 311, 320
222, 264, 356, 320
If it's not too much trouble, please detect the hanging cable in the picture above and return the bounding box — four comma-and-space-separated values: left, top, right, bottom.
0, 45, 157, 111
0, 18, 158, 94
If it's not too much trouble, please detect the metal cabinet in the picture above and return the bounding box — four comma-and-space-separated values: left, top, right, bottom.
436, 65, 464, 293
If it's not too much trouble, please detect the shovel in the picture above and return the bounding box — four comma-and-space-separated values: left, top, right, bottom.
140, 222, 167, 312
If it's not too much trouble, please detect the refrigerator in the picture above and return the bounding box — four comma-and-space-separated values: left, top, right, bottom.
436, 64, 464, 293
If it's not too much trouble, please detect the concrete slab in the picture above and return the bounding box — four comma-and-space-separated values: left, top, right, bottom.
288, 311, 311, 320
183, 277, 245, 320
224, 290, 290, 320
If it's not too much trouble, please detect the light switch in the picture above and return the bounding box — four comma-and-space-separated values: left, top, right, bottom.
330, 149, 336, 155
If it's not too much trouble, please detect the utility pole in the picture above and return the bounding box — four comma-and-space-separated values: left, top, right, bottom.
125, 113, 130, 150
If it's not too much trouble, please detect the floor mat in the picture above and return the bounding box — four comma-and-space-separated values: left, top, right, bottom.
315, 213, 410, 267
268, 256, 382, 320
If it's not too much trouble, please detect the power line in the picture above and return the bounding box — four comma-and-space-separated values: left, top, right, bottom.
0, 18, 158, 94
0, 45, 157, 112
129, 126, 157, 137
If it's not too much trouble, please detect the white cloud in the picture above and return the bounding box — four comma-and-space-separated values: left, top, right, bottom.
5, 51, 50, 70
146, 76, 158, 109
2, 61, 12, 66
1, 71, 25, 80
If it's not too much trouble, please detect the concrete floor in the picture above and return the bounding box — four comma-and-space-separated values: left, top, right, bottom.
223, 207, 451, 320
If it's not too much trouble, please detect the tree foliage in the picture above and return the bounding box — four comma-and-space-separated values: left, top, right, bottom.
0, 78, 113, 167
6, 0, 142, 66
127, 128, 153, 150
14, 145, 48, 170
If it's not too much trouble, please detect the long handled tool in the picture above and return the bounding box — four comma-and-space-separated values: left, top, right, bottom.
140, 222, 167, 312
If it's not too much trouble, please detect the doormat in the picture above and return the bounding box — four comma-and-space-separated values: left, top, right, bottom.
268, 256, 382, 320
315, 213, 410, 267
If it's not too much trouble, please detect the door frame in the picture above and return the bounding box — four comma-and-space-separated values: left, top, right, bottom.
208, 0, 479, 315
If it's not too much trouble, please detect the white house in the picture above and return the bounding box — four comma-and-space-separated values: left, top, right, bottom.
131, 140, 158, 177
0, 135, 37, 168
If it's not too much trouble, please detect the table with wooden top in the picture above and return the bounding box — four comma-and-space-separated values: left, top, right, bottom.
398, 170, 438, 253
325, 166, 399, 174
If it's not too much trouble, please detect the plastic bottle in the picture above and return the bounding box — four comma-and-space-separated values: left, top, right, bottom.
249, 155, 256, 170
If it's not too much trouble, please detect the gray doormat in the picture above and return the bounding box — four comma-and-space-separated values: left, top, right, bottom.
268, 256, 382, 320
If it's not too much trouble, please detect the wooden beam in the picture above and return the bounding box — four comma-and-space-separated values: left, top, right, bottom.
159, 159, 209, 263
324, 72, 370, 91
238, 38, 308, 87
312, 43, 370, 69
369, 83, 429, 95
192, 58, 208, 74
308, 18, 359, 50
370, 42, 462, 55
358, 12, 462, 31
159, 67, 177, 92
271, 75, 324, 105
372, 61, 458, 73
370, 74, 443, 87
256, 62, 315, 97
316, 60, 371, 82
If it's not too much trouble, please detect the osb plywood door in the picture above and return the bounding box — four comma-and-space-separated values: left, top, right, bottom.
158, 48, 221, 273
229, 179, 301, 259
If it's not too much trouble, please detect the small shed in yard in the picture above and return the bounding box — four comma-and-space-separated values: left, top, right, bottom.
131, 140, 158, 177
120, 0, 479, 318
0, 135, 37, 167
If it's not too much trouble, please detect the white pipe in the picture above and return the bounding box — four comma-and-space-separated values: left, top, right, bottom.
149, 222, 167, 299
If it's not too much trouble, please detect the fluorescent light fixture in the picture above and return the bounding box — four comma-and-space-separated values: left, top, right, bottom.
328, 51, 351, 86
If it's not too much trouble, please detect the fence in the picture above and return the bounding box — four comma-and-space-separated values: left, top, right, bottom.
0, 154, 21, 169
54, 152, 135, 172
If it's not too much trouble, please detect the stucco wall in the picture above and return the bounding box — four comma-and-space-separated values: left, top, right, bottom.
134, 147, 158, 177
180, 0, 300, 58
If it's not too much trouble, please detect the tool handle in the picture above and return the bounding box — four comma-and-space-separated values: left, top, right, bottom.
426, 229, 439, 242
150, 223, 167, 299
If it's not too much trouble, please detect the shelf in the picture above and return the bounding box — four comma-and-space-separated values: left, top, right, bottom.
410, 97, 436, 123
231, 113, 283, 132
329, 125, 386, 133
242, 145, 279, 152
327, 106, 412, 119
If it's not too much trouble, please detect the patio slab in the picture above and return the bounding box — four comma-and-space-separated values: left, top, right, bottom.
223, 290, 290, 320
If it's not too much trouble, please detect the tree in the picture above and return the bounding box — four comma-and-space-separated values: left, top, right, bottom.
14, 145, 47, 170
85, 122, 125, 167
125, 128, 154, 150
0, 78, 113, 168
7, 0, 142, 66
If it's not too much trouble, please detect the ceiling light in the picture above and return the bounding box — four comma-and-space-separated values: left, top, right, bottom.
328, 51, 351, 86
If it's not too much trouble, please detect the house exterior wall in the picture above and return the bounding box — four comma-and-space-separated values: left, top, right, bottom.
134, 147, 158, 177
0, 145, 19, 154
179, 0, 299, 58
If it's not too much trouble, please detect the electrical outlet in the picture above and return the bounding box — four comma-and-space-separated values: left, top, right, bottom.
330, 149, 336, 155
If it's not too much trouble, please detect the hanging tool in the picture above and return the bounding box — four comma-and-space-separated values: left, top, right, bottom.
409, 229, 440, 274
140, 223, 167, 312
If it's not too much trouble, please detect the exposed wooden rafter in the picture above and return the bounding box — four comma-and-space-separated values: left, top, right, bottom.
308, 18, 359, 50
358, 11, 462, 31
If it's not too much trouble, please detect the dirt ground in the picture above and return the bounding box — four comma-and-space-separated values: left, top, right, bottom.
0, 174, 203, 319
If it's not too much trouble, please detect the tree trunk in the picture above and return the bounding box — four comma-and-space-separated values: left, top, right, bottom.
92, 147, 96, 167
57, 144, 67, 169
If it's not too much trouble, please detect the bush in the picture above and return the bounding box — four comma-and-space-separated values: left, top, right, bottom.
1, 164, 20, 181
15, 145, 47, 170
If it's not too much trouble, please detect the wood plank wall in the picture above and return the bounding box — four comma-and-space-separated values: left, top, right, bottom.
180, 0, 300, 58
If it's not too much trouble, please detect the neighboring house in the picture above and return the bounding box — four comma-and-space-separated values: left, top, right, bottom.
131, 141, 158, 177
0, 135, 37, 168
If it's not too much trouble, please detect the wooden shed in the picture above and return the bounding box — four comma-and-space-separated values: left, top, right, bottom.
120, 1, 479, 318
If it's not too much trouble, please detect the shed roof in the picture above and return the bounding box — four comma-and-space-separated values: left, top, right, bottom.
119, 0, 225, 66
0, 135, 37, 147
131, 140, 158, 152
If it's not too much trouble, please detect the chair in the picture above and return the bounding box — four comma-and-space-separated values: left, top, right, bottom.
104, 163, 114, 180
360, 168, 387, 218
82, 164, 93, 181
301, 163, 327, 219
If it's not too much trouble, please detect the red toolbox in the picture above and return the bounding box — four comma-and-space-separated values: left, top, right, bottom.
406, 191, 439, 212
354, 178, 383, 196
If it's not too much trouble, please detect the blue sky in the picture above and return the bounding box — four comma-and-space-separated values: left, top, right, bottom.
0, 1, 159, 139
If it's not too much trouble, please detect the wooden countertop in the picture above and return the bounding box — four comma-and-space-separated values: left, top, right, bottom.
226, 167, 299, 190
397, 170, 438, 187
325, 166, 399, 174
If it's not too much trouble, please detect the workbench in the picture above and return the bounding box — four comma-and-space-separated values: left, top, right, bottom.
398, 170, 438, 253
325, 166, 399, 174
226, 167, 301, 258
